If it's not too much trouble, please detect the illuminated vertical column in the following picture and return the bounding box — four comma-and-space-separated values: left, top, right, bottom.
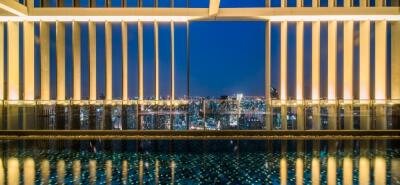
343, 20, 353, 102
311, 141, 320, 185
265, 21, 272, 130
89, 21, 97, 101
343, 142, 353, 185
122, 160, 128, 184
40, 160, 50, 185
327, 105, 337, 130
359, 21, 370, 102
359, 141, 370, 185
296, 0, 303, 102
56, 21, 66, 101
343, 104, 353, 129
0, 23, 3, 100
8, 158, 19, 185
0, 158, 4, 185
105, 21, 112, 101
73, 22, 81, 101
375, 104, 387, 129
105, 160, 112, 185
72, 160, 81, 184
24, 158, 35, 185
7, 21, 19, 101
295, 141, 304, 185
280, 157, 287, 185
171, 21, 175, 101
392, 159, 400, 185
375, 0, 385, 6
312, 21, 320, 102
154, 21, 159, 101
374, 156, 386, 185
375, 20, 387, 102
328, 21, 337, 102
312, 106, 321, 130
57, 160, 65, 184
138, 21, 144, 100
89, 160, 96, 184
40, 22, 50, 101
280, 21, 287, 102
360, 105, 371, 129
392, 21, 400, 100
122, 21, 128, 101
327, 142, 337, 185
297, 106, 304, 130
24, 21, 35, 101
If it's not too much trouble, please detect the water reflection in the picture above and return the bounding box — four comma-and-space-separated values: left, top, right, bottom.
1, 101, 400, 130
0, 140, 399, 184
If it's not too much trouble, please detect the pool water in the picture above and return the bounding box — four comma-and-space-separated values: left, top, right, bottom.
0, 140, 399, 184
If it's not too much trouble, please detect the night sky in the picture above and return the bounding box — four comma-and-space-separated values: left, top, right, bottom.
19, 0, 392, 99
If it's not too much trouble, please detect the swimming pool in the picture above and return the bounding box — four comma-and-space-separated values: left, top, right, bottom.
1, 139, 399, 184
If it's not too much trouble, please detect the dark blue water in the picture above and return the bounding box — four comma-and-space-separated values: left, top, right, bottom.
0, 139, 399, 184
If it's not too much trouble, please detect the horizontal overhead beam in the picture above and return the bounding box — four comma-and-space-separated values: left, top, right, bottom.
0, 0, 28, 16
0, 7, 399, 22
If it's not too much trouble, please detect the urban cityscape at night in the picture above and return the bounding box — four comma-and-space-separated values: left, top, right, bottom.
0, 0, 400, 184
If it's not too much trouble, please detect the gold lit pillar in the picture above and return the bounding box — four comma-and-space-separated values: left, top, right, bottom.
40, 22, 50, 101
7, 21, 19, 101
343, 20, 353, 102
280, 21, 287, 102
392, 21, 400, 100
312, 105, 320, 130
327, 105, 337, 130
171, 21, 175, 101
312, 21, 320, 102
360, 21, 370, 102
311, 141, 320, 185
327, 21, 337, 102
24, 21, 35, 101
327, 141, 337, 185
56, 21, 66, 101
73, 21, 81, 101
297, 106, 304, 130
122, 21, 128, 101
138, 21, 144, 101
0, 23, 4, 100
89, 160, 96, 184
40, 160, 50, 185
359, 141, 370, 185
343, 142, 353, 185
89, 21, 97, 101
360, 104, 371, 129
343, 104, 353, 129
57, 160, 65, 185
8, 158, 20, 185
375, 20, 387, 103
73, 160, 81, 184
154, 21, 159, 101
265, 21, 272, 130
375, 104, 387, 129
24, 158, 35, 185
105, 21, 112, 101
296, 1, 303, 102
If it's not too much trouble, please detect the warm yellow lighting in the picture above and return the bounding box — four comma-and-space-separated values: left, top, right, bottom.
0, 16, 191, 22
268, 15, 400, 22
0, 2, 26, 16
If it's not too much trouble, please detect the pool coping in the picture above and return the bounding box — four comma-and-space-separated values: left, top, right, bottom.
1, 130, 400, 140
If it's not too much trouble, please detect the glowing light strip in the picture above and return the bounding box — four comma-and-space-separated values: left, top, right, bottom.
0, 16, 190, 22
0, 15, 399, 22
0, 2, 26, 16
268, 15, 400, 21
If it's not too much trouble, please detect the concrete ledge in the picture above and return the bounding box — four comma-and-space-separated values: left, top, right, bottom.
1, 130, 400, 140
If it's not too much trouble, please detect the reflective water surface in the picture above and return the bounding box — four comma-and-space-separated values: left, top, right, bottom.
0, 139, 399, 184
1, 100, 400, 130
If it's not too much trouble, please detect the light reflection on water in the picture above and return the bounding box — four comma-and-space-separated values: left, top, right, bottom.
1, 100, 400, 130
0, 140, 399, 184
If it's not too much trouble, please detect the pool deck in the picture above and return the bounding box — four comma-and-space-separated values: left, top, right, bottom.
1, 130, 400, 140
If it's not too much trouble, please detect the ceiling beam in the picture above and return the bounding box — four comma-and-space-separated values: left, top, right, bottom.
209, 0, 221, 16
0, 0, 28, 16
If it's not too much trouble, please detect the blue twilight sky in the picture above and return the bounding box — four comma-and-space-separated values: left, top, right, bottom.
7, 0, 392, 99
